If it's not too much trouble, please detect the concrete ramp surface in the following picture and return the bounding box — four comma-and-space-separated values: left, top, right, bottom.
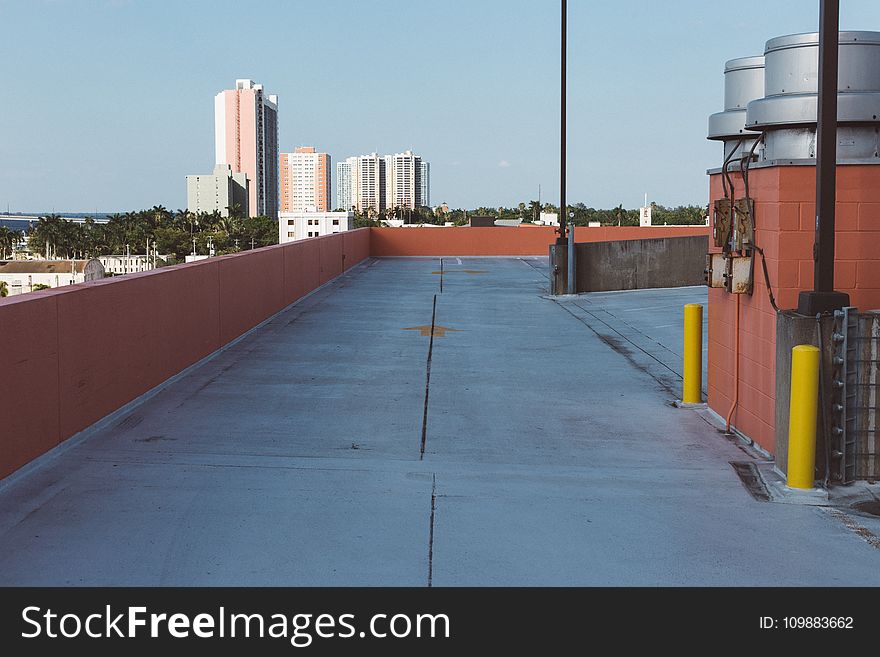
1, 257, 879, 585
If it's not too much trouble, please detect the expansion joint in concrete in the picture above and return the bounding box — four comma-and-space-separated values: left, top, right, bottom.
420, 295, 437, 460
427, 473, 437, 587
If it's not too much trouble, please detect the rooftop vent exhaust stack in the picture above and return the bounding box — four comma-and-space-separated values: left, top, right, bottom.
746, 31, 880, 162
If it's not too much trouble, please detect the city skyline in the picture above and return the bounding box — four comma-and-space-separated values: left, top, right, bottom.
336, 150, 429, 214
2, 0, 880, 213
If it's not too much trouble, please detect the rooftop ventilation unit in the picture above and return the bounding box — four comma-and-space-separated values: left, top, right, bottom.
708, 56, 766, 161
746, 31, 880, 162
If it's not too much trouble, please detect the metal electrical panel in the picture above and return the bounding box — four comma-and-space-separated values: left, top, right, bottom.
733, 198, 754, 251
713, 199, 732, 248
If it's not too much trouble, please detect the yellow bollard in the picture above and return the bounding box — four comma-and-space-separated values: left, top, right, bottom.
787, 345, 820, 489
682, 304, 703, 404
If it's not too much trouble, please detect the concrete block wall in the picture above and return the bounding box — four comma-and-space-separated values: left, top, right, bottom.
567, 234, 708, 292
0, 228, 371, 480
707, 165, 880, 454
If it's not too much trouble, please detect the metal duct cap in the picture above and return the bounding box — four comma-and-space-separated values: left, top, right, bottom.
747, 91, 880, 129
762, 31, 880, 98
764, 30, 880, 54
708, 55, 764, 142
708, 110, 753, 139
723, 56, 765, 110
725, 55, 765, 72
746, 31, 880, 150
707, 31, 880, 164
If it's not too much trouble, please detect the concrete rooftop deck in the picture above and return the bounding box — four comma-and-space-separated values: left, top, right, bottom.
1, 257, 879, 585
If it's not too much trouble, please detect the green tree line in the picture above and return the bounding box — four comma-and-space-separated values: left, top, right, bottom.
3, 201, 706, 264
350, 201, 708, 227
14, 206, 277, 264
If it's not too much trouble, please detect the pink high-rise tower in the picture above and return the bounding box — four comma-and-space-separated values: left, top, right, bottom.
214, 79, 279, 219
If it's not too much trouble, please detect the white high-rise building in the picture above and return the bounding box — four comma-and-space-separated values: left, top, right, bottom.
385, 151, 416, 211
336, 158, 355, 211
338, 151, 430, 214
419, 161, 430, 208
353, 153, 385, 215
214, 79, 279, 218
385, 150, 428, 211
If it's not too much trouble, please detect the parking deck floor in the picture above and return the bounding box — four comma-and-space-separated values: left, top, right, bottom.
1, 257, 879, 585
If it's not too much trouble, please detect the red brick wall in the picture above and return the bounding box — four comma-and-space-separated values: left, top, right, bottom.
708, 166, 880, 453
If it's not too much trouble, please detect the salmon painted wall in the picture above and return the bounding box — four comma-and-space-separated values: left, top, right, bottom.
0, 228, 371, 480
707, 166, 880, 453
369, 225, 709, 256
1, 223, 707, 481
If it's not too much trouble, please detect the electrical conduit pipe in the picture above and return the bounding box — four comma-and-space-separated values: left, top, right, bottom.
725, 293, 741, 433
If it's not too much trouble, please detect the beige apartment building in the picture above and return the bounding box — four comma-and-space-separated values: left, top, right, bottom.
279, 147, 331, 213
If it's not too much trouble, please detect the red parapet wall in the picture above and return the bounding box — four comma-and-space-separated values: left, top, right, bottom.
707, 166, 880, 453
0, 223, 710, 481
369, 225, 709, 256
0, 228, 371, 480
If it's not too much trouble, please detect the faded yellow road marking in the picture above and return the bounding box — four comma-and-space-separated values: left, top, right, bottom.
402, 325, 463, 337
430, 270, 488, 275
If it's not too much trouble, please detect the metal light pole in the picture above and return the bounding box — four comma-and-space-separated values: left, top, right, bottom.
562, 0, 575, 294
797, 0, 849, 314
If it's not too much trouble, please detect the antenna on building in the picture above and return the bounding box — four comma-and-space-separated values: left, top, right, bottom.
644, 192, 648, 208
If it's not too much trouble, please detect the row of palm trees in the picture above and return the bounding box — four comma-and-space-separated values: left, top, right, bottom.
6, 206, 278, 264
0, 226, 24, 259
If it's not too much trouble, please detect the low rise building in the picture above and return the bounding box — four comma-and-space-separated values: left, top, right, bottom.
98, 254, 167, 275
279, 211, 354, 243
538, 211, 559, 226
0, 259, 104, 295
186, 164, 249, 217
381, 220, 449, 228
468, 215, 497, 227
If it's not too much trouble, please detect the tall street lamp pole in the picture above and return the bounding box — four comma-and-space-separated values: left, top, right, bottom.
798, 0, 849, 314
561, 0, 575, 294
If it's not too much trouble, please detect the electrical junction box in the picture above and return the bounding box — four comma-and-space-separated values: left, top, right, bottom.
730, 255, 754, 294
706, 253, 728, 289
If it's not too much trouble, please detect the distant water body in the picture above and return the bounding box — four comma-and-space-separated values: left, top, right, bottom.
0, 218, 37, 231
0, 215, 111, 231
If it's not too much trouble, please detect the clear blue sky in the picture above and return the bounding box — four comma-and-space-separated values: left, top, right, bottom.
1, 0, 879, 213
